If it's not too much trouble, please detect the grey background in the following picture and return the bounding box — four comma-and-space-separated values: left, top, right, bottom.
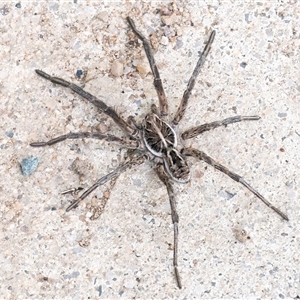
0, 1, 299, 299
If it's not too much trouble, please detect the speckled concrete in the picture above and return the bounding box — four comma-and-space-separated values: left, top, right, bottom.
0, 1, 299, 299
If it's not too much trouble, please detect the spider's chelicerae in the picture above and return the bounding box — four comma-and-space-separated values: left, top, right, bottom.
31, 17, 288, 289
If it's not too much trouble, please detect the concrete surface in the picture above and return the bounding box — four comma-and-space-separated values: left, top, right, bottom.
0, 1, 299, 299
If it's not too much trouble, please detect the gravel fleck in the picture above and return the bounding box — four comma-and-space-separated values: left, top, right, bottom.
20, 156, 39, 176
111, 60, 124, 77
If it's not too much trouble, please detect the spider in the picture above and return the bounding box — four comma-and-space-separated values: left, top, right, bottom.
31, 17, 288, 289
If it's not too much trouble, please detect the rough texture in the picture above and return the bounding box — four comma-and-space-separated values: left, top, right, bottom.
0, 1, 299, 299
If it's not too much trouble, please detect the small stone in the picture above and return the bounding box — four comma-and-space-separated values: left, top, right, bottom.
97, 122, 109, 133
176, 39, 183, 49
111, 60, 124, 77
240, 62, 247, 68
124, 280, 135, 289
98, 285, 102, 296
160, 36, 169, 46
5, 131, 14, 138
136, 61, 151, 77
278, 112, 287, 118
266, 28, 273, 37
20, 156, 39, 176
161, 13, 177, 26
76, 69, 83, 78
232, 228, 250, 243
97, 11, 108, 22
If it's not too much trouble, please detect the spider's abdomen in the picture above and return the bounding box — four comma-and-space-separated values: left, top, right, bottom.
142, 113, 190, 183
163, 148, 190, 183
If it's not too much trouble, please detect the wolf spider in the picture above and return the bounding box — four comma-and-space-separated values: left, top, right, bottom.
31, 17, 288, 289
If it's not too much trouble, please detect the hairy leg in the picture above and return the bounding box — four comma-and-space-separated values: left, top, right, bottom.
127, 17, 169, 120
66, 153, 147, 211
30, 131, 140, 149
181, 115, 260, 140
35, 70, 137, 137
182, 147, 288, 221
172, 30, 216, 126
90, 176, 118, 220
155, 164, 182, 289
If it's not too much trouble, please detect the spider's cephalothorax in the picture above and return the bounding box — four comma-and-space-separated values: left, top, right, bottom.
142, 113, 177, 156
31, 16, 288, 289
142, 112, 190, 183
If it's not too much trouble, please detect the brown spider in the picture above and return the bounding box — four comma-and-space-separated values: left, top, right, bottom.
31, 17, 288, 289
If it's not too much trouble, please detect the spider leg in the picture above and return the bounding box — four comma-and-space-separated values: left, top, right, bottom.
172, 30, 216, 126
181, 115, 260, 140
127, 17, 169, 121
151, 103, 160, 115
155, 164, 182, 289
127, 115, 142, 130
66, 153, 146, 212
90, 176, 118, 220
35, 70, 137, 137
182, 148, 288, 221
30, 132, 141, 149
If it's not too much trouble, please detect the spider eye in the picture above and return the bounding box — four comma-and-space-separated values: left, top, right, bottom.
163, 148, 190, 183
